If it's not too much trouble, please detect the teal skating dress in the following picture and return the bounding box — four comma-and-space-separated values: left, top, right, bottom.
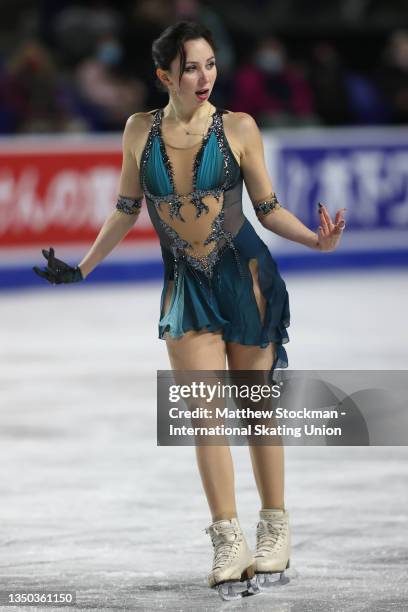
136, 108, 290, 371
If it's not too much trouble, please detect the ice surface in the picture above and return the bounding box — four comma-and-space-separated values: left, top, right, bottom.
0, 270, 407, 610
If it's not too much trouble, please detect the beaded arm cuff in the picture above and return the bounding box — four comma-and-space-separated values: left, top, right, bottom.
116, 195, 143, 215
253, 192, 282, 217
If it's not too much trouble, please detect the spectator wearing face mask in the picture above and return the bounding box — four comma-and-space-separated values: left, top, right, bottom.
73, 35, 147, 131
230, 36, 317, 127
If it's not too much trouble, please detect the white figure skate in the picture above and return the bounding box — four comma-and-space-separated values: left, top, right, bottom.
254, 508, 296, 590
205, 517, 259, 600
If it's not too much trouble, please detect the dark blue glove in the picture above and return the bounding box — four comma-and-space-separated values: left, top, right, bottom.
33, 247, 83, 285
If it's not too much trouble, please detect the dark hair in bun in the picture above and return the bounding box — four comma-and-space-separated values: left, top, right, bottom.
152, 21, 217, 91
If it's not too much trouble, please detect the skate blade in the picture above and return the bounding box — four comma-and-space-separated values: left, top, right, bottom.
216, 576, 260, 601
256, 566, 298, 591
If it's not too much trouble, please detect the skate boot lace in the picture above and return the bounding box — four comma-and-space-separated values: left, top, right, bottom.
255, 519, 287, 556
205, 524, 242, 570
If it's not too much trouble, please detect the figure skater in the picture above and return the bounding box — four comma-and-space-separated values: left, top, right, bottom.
33, 20, 346, 600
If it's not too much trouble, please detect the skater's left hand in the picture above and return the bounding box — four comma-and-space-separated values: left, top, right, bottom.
316, 203, 347, 252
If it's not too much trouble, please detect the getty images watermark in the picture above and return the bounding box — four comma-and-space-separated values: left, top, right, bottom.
157, 370, 408, 446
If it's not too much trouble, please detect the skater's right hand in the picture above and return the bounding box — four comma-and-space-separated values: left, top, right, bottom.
33, 247, 84, 285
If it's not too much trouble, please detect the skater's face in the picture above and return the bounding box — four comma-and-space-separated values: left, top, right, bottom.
157, 38, 217, 104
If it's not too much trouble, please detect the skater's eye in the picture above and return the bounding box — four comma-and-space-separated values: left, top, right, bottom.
185, 61, 216, 73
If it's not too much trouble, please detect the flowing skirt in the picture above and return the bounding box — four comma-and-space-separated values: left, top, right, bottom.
158, 218, 290, 372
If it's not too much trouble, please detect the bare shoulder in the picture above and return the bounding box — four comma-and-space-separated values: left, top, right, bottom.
222, 110, 260, 160
224, 111, 260, 150
222, 110, 258, 133
124, 110, 157, 139
123, 110, 158, 163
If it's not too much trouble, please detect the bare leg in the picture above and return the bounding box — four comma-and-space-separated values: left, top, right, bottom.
226, 258, 286, 510
165, 325, 237, 522
226, 341, 285, 511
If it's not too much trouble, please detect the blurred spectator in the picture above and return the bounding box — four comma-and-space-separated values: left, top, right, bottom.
2, 40, 82, 133
229, 36, 316, 127
74, 35, 147, 131
308, 42, 352, 125
123, 0, 177, 109
1, 2, 407, 133
376, 29, 408, 124
345, 72, 390, 125
0, 61, 19, 133
309, 42, 389, 126
51, 2, 123, 66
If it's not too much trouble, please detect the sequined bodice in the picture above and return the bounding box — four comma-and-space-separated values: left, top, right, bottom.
140, 107, 244, 279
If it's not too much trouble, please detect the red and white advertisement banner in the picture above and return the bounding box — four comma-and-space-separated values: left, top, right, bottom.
0, 137, 157, 249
